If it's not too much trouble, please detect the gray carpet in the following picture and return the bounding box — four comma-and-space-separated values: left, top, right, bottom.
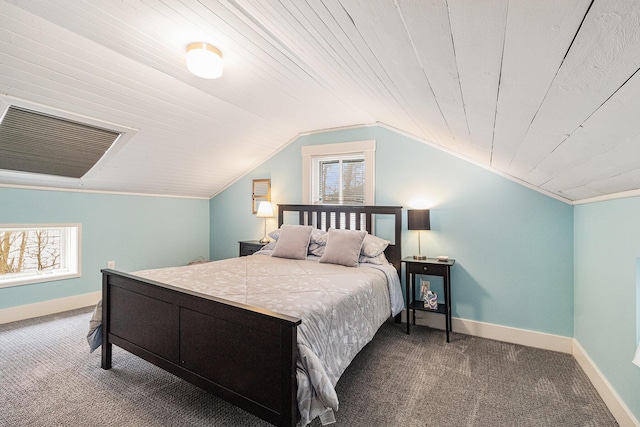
0, 308, 617, 426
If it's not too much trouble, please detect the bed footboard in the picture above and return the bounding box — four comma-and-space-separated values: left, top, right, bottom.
101, 269, 301, 427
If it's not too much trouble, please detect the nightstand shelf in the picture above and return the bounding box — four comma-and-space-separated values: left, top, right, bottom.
408, 300, 447, 316
402, 256, 456, 342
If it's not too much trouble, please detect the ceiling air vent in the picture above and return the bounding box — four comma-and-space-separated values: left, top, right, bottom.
0, 106, 121, 178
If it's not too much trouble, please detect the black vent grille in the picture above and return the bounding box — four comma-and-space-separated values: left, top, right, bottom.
0, 106, 120, 178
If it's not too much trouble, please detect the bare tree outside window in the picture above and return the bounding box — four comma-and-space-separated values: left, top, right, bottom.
0, 225, 80, 288
317, 157, 365, 205
0, 229, 61, 275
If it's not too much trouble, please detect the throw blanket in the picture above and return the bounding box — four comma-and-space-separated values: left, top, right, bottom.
88, 254, 403, 426
87, 300, 102, 353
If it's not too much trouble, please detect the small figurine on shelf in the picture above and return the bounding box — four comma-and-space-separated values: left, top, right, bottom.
420, 280, 438, 310
425, 290, 438, 310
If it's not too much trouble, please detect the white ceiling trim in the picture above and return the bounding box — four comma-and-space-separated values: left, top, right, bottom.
0, 182, 208, 200
572, 188, 640, 206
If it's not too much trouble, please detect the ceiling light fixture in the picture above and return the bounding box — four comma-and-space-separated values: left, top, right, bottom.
185, 42, 223, 79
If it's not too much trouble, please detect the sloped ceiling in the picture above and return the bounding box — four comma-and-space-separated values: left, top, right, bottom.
1, 0, 640, 203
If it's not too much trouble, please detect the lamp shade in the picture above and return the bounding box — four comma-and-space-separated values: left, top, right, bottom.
408, 209, 430, 231
256, 201, 273, 218
186, 42, 223, 79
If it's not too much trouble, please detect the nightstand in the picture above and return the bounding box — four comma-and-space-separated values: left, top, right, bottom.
238, 240, 267, 257
402, 257, 456, 342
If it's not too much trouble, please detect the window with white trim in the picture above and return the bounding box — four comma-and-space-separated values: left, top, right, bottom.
0, 224, 81, 288
302, 140, 375, 205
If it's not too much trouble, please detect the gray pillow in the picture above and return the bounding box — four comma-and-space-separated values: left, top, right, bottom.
319, 228, 367, 267
270, 227, 326, 243
271, 225, 313, 260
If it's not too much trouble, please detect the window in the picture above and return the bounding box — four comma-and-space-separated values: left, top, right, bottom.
0, 224, 81, 288
314, 155, 365, 205
302, 140, 375, 205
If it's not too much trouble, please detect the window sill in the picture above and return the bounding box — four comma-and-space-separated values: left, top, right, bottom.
0, 272, 81, 289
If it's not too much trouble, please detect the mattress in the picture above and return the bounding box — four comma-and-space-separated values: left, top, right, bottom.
132, 253, 403, 426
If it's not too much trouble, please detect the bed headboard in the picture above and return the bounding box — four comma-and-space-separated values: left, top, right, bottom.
277, 204, 403, 271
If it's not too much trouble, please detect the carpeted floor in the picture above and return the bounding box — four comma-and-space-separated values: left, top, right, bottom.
0, 307, 617, 426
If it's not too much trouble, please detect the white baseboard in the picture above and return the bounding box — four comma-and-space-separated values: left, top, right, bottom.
406, 311, 573, 353
573, 340, 639, 427
452, 317, 573, 353
0, 291, 101, 325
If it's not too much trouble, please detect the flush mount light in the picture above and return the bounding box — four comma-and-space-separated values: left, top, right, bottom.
185, 42, 223, 79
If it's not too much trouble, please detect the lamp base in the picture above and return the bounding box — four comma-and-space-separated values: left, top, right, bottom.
413, 255, 427, 260
260, 237, 270, 244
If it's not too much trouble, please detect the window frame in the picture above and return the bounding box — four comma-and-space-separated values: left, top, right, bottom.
0, 223, 81, 288
302, 140, 375, 205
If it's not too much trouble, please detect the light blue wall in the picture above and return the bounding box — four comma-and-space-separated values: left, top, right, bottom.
1, 187, 209, 309
210, 126, 574, 336
574, 198, 640, 421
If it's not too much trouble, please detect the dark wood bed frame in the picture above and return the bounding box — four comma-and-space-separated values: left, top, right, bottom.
101, 204, 402, 427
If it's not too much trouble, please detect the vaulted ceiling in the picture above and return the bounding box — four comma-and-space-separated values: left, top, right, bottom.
2, 0, 640, 203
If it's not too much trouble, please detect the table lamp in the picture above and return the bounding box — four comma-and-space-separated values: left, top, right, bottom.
408, 209, 430, 260
256, 201, 273, 243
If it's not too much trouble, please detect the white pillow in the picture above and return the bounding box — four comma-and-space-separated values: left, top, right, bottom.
260, 241, 277, 251
319, 228, 367, 267
311, 231, 389, 258
361, 234, 390, 258
268, 228, 280, 240
271, 225, 313, 260
359, 252, 389, 265
307, 229, 326, 256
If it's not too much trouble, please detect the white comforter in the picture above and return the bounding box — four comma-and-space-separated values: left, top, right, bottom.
132, 254, 403, 426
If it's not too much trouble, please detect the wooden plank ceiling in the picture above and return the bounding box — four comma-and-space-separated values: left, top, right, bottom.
1, 0, 640, 202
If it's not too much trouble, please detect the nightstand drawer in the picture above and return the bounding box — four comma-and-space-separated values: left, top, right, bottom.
406, 262, 446, 276
239, 241, 266, 257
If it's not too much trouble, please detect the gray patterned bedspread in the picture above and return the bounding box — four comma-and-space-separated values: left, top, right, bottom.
129, 254, 403, 426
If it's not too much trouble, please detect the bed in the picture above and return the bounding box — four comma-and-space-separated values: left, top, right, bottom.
99, 204, 402, 426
